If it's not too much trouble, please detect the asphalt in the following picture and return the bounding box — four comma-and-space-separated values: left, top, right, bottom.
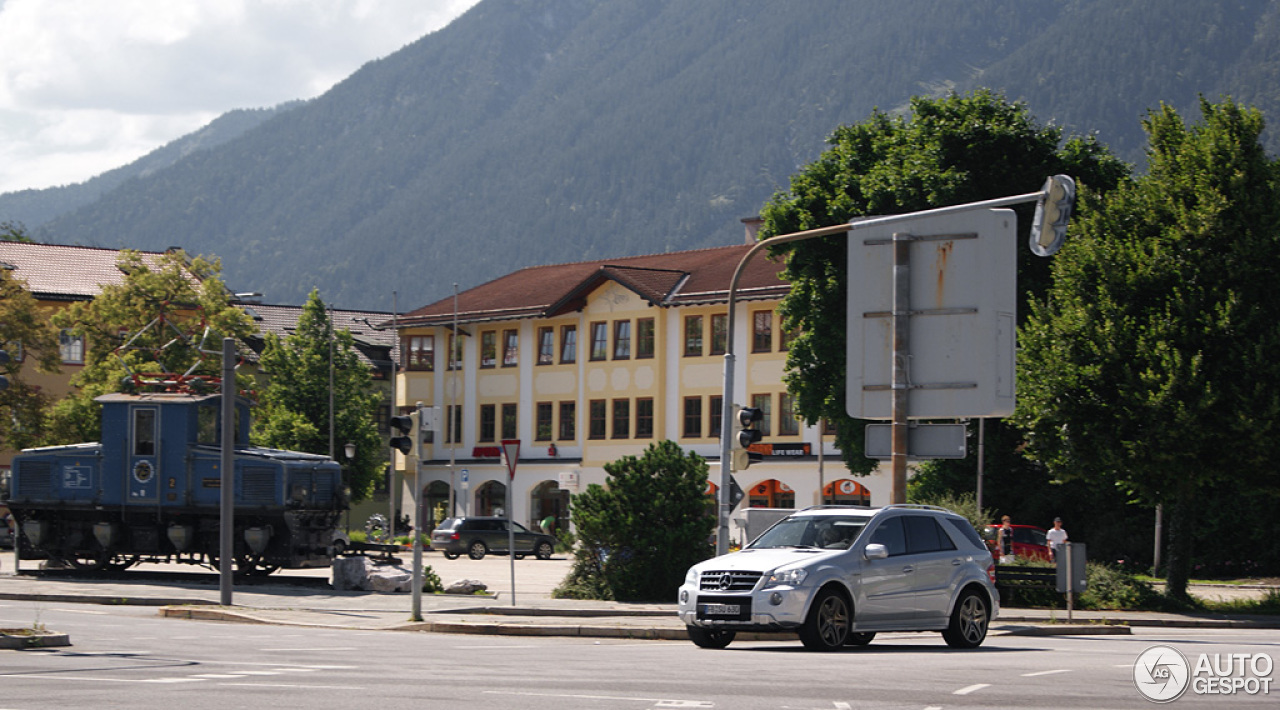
2, 552, 1278, 649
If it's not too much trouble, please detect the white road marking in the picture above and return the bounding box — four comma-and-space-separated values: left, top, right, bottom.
51, 608, 107, 614
1022, 669, 1072, 677
486, 690, 712, 704
953, 683, 990, 695
219, 683, 366, 689
260, 647, 359, 652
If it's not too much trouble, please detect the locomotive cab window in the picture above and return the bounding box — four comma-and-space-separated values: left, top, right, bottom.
133, 408, 157, 456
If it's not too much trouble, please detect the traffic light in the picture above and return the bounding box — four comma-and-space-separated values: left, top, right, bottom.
732, 406, 764, 470
0, 349, 10, 392
389, 410, 421, 460
1029, 174, 1076, 257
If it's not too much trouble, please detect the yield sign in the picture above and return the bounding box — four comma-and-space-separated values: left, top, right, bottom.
500, 439, 520, 480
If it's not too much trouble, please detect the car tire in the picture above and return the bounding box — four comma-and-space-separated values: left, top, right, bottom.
844, 632, 875, 647
467, 541, 488, 560
534, 541, 554, 560
799, 587, 851, 651
942, 588, 990, 649
443, 551, 459, 560
687, 626, 735, 649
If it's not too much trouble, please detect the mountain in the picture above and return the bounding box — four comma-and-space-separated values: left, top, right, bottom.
0, 105, 292, 229
7, 0, 1279, 310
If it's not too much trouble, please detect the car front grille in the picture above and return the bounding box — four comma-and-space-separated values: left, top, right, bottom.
699, 570, 762, 592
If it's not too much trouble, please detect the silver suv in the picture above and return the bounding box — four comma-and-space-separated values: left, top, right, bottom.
677, 504, 998, 651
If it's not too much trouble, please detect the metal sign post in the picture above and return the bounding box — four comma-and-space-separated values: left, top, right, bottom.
501, 440, 520, 606
219, 338, 235, 606
411, 402, 425, 621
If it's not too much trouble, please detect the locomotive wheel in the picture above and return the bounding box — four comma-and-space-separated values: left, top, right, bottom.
67, 552, 136, 572
236, 555, 280, 577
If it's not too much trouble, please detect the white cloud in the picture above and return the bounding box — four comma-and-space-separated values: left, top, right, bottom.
0, 0, 480, 193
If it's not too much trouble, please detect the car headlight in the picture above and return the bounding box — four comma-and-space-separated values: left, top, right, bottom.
763, 567, 808, 588
685, 567, 699, 585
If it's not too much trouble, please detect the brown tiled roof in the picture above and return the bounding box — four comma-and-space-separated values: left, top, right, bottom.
241, 303, 398, 369
0, 242, 176, 300
391, 244, 789, 328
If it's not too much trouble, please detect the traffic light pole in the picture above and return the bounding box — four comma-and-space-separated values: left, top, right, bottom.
716, 180, 1069, 555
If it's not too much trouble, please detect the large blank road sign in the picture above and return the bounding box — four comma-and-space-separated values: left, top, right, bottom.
864, 423, 967, 459
848, 209, 1017, 420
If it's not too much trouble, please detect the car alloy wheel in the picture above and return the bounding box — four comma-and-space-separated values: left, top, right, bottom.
942, 588, 989, 648
799, 587, 850, 651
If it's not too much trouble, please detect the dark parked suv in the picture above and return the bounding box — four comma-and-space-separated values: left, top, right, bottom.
430, 517, 556, 560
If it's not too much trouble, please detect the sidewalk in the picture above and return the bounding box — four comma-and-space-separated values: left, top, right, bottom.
4, 556, 1278, 648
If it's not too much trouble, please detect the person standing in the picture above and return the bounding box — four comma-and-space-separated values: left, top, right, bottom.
997, 515, 1014, 561
1046, 517, 1069, 561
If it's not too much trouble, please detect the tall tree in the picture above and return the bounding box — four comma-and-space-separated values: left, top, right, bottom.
1015, 98, 1280, 600
252, 290, 384, 503
45, 250, 255, 444
0, 269, 61, 450
759, 90, 1127, 475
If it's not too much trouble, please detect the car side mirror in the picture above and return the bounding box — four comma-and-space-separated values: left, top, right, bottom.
864, 543, 888, 560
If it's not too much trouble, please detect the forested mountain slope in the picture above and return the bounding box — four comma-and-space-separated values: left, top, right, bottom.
9, 0, 1276, 308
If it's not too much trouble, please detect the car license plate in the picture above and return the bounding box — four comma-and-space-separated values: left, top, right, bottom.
702, 603, 739, 616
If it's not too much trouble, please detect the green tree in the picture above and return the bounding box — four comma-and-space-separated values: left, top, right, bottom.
1, 221, 34, 243
759, 90, 1127, 476
45, 250, 254, 444
251, 290, 384, 503
1015, 98, 1280, 600
0, 269, 61, 450
555, 440, 715, 602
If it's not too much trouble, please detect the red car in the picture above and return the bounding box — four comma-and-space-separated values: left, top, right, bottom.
982, 523, 1051, 562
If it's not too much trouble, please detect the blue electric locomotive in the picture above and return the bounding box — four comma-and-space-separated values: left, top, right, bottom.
6, 390, 347, 574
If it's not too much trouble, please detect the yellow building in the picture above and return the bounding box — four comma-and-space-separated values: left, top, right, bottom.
390, 233, 889, 547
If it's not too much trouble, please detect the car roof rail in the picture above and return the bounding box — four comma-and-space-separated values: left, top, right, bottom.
882, 503, 953, 512
798, 504, 874, 511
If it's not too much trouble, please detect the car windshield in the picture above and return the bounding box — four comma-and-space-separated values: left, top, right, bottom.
748, 515, 870, 550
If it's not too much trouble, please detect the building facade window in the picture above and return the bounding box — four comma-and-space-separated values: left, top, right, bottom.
535, 402, 553, 440
683, 396, 703, 438
611, 399, 630, 439
502, 329, 519, 367
635, 397, 654, 439
781, 324, 799, 351
709, 395, 723, 440
559, 401, 576, 440
684, 315, 703, 357
752, 310, 773, 353
751, 393, 772, 436
590, 322, 608, 361
613, 320, 631, 360
501, 403, 517, 439
636, 317, 655, 359
447, 334, 462, 371
710, 313, 728, 355
59, 329, 85, 364
560, 324, 577, 364
447, 405, 463, 443
480, 331, 497, 368
779, 392, 800, 435
589, 400, 607, 439
405, 335, 434, 371
537, 327, 554, 364
479, 404, 496, 442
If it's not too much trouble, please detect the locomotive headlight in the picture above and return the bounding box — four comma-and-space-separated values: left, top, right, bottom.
290, 483, 307, 503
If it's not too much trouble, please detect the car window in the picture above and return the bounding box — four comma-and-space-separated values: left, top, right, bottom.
868, 517, 906, 556
437, 518, 460, 531
748, 515, 869, 549
1014, 527, 1046, 546
903, 515, 941, 553
511, 521, 531, 534
944, 518, 987, 551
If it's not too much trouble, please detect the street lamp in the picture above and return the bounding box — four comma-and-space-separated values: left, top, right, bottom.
344, 442, 356, 460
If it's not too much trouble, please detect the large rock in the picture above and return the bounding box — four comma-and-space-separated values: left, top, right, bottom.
444, 579, 488, 595
331, 556, 414, 593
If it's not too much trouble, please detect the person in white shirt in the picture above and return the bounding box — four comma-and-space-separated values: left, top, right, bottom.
1046, 517, 1068, 561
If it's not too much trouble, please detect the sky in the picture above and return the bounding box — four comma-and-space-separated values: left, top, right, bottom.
0, 0, 481, 194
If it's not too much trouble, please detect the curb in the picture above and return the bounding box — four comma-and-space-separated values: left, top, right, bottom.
996, 624, 1132, 637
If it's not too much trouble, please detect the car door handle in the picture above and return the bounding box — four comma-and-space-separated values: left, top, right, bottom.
952, 558, 964, 566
